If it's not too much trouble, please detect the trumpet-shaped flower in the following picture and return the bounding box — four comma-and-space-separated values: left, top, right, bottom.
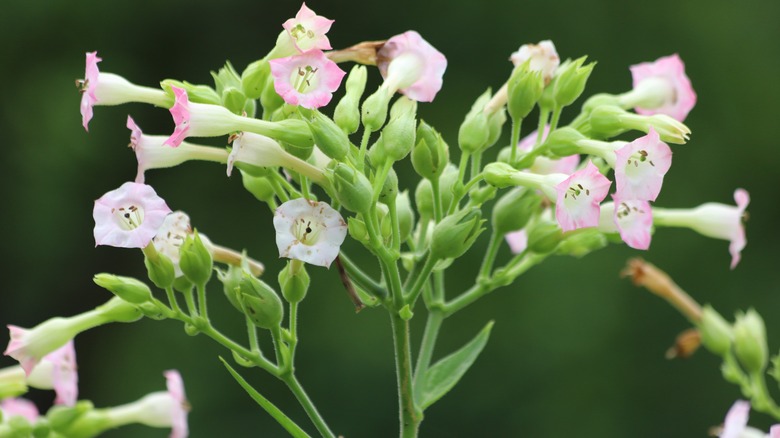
4, 322, 75, 376
93, 182, 171, 248
0, 398, 39, 423
273, 198, 347, 268
26, 341, 78, 406
599, 198, 653, 250
653, 189, 749, 269
628, 54, 697, 122
517, 126, 580, 175
269, 50, 346, 109
510, 40, 560, 85
78, 52, 168, 131
164, 87, 238, 148
282, 3, 334, 54
128, 116, 228, 183
554, 161, 612, 232
613, 128, 672, 202
377, 31, 447, 102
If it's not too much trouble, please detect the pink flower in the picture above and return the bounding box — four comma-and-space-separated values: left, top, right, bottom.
269, 50, 346, 109
163, 87, 238, 148
377, 31, 447, 102
79, 52, 101, 131
720, 400, 750, 438
554, 161, 612, 232
282, 3, 334, 53
505, 229, 528, 254
509, 40, 560, 85
273, 198, 347, 268
629, 54, 697, 122
0, 398, 39, 423
27, 341, 78, 406
613, 128, 672, 202
518, 126, 580, 175
606, 198, 653, 250
127, 116, 228, 183
93, 182, 171, 248
164, 370, 189, 438
4, 322, 75, 376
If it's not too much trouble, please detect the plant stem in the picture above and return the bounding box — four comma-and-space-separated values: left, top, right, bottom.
477, 230, 503, 280
509, 117, 522, 164
413, 310, 444, 401
282, 374, 336, 438
197, 282, 209, 321
390, 311, 421, 437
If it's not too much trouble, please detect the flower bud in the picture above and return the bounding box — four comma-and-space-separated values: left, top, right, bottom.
144, 249, 176, 290
544, 127, 587, 157
379, 167, 399, 206
589, 105, 691, 144
217, 263, 246, 313
733, 309, 768, 374
485, 107, 508, 151
492, 188, 543, 235
468, 185, 496, 206
279, 262, 310, 304
334, 65, 367, 134
396, 191, 415, 243
97, 296, 143, 323
552, 56, 595, 108
179, 230, 214, 286
414, 165, 458, 218
239, 274, 284, 330
348, 216, 369, 244
331, 163, 373, 213
362, 87, 391, 132
270, 118, 316, 154
556, 229, 607, 258
412, 120, 450, 180
212, 61, 242, 93
507, 63, 544, 120
382, 97, 417, 162
93, 274, 153, 305
430, 208, 485, 260
240, 171, 276, 204
241, 58, 270, 100
305, 110, 350, 161
698, 305, 733, 357
221, 86, 249, 115
47, 401, 96, 436
458, 90, 491, 154
161, 79, 221, 105
260, 73, 286, 117
526, 221, 563, 254
581, 93, 620, 114
483, 162, 519, 189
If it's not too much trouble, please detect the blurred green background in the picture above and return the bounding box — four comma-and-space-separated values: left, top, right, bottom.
2, 0, 779, 436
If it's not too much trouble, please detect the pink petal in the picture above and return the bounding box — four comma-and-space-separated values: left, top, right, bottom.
93, 182, 172, 248
630, 54, 697, 122
164, 370, 189, 438
45, 340, 78, 406
614, 128, 672, 202
4, 325, 38, 375
505, 229, 528, 254
729, 188, 750, 269
164, 87, 191, 148
282, 3, 334, 53
80, 51, 102, 131
770, 424, 780, 438
0, 398, 40, 423
269, 50, 346, 109
721, 400, 750, 438
554, 161, 612, 232
611, 197, 653, 250
377, 31, 447, 102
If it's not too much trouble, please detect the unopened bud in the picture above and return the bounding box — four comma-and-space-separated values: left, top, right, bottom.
430, 208, 485, 260
241, 171, 276, 204
483, 162, 519, 189
144, 247, 175, 289
382, 97, 417, 162
379, 167, 399, 205
396, 191, 415, 243
306, 110, 350, 161
458, 90, 491, 154
492, 188, 542, 235
334, 65, 368, 134
544, 127, 587, 158
241, 58, 270, 100
222, 86, 248, 115
526, 221, 563, 254
552, 56, 595, 108
412, 120, 450, 180
733, 309, 768, 373
331, 163, 373, 213
698, 305, 733, 357
239, 274, 284, 330
93, 274, 152, 305
180, 230, 214, 285
556, 229, 607, 258
507, 63, 544, 120
414, 165, 458, 218
279, 262, 310, 304
362, 87, 391, 132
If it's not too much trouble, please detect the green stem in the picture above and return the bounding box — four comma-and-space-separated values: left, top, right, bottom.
430, 178, 443, 223
509, 117, 522, 164
273, 170, 303, 199
549, 106, 563, 132
358, 129, 372, 171
267, 173, 291, 203
300, 176, 311, 200
390, 311, 421, 437
183, 286, 198, 317
470, 153, 482, 181
198, 323, 278, 375
165, 287, 182, 316
535, 109, 550, 147
477, 230, 503, 280
282, 374, 336, 438
289, 301, 300, 364
246, 315, 260, 354
388, 194, 402, 252
413, 310, 444, 402
338, 253, 386, 298
405, 254, 437, 305
750, 371, 780, 419
197, 282, 209, 321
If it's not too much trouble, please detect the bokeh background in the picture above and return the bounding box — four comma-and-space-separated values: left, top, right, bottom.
2, 0, 779, 436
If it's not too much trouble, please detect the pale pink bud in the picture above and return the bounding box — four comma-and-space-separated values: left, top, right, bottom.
509, 40, 560, 85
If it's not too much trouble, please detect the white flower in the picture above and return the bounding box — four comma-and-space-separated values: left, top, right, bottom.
273, 198, 347, 268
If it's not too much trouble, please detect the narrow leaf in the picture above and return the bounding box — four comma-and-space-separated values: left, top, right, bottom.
418, 321, 494, 410
220, 357, 311, 438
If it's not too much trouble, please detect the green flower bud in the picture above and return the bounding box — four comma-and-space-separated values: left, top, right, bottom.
698, 305, 733, 357
240, 171, 276, 203
430, 208, 485, 260
543, 127, 587, 157
507, 63, 544, 120
161, 79, 221, 105
241, 58, 270, 100
588, 105, 629, 139
3, 415, 33, 437
348, 216, 369, 244
396, 191, 415, 243
93, 274, 153, 305
97, 296, 143, 323
180, 230, 214, 285
221, 86, 248, 115
468, 185, 496, 206
485, 107, 507, 151
556, 229, 607, 258
271, 118, 316, 154
211, 61, 242, 96
382, 97, 417, 162
306, 110, 350, 161
261, 75, 285, 117
362, 87, 391, 132
414, 165, 458, 218
48, 401, 104, 437
367, 136, 388, 168
144, 248, 175, 289
733, 309, 768, 374
412, 120, 450, 180
172, 276, 194, 294
331, 163, 373, 213
239, 274, 284, 330
458, 90, 492, 154
379, 167, 398, 205
552, 56, 595, 108
526, 221, 563, 254
483, 162, 519, 189
136, 301, 168, 320
492, 188, 543, 235
279, 262, 310, 304
334, 65, 368, 134
217, 264, 245, 313
581, 93, 620, 114
590, 105, 691, 144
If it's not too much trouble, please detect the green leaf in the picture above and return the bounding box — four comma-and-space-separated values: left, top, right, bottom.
219, 357, 311, 438
417, 321, 494, 410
